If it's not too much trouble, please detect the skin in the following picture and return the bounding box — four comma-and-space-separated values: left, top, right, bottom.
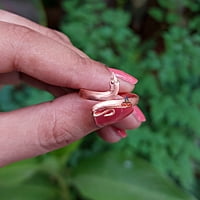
0, 10, 141, 167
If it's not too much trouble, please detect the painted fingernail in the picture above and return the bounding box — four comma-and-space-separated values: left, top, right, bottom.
94, 107, 133, 127
112, 127, 127, 138
108, 68, 138, 85
133, 105, 146, 122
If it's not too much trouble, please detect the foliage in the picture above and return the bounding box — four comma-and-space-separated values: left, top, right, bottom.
149, 0, 200, 28
72, 150, 196, 200
119, 27, 200, 189
61, 0, 200, 196
61, 0, 140, 68
0, 142, 80, 200
0, 85, 53, 111
0, 149, 196, 200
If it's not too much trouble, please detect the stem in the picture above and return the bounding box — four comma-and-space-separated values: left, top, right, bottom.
56, 174, 71, 200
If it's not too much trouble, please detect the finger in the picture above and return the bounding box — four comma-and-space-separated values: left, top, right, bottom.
97, 126, 127, 143
0, 93, 132, 166
47, 30, 89, 58
0, 9, 71, 46
0, 10, 88, 58
112, 106, 145, 130
97, 106, 146, 143
0, 72, 73, 97
0, 21, 136, 93
97, 115, 140, 143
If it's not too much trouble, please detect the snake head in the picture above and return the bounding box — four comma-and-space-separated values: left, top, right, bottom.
110, 72, 119, 85
109, 72, 120, 96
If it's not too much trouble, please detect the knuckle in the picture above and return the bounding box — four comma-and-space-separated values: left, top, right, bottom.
10, 25, 36, 70
9, 24, 34, 43
44, 29, 62, 42
37, 105, 75, 152
53, 30, 72, 43
43, 28, 71, 45
70, 57, 91, 87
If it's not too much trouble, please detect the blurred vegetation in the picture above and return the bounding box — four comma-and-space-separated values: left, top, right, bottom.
0, 0, 200, 199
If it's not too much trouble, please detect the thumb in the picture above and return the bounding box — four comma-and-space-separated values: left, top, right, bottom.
0, 93, 132, 166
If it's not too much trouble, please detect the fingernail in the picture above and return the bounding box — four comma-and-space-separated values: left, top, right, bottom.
108, 68, 138, 85
133, 105, 146, 122
94, 107, 133, 127
112, 127, 127, 138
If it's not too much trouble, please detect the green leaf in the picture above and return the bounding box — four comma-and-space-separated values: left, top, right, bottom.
166, 13, 180, 24
71, 151, 196, 200
0, 159, 39, 186
0, 159, 62, 199
0, 184, 57, 200
157, 0, 174, 9
149, 8, 164, 22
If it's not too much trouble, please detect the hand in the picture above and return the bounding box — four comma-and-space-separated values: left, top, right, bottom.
0, 10, 146, 166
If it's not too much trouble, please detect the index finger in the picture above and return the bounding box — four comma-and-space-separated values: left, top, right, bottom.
0, 21, 136, 92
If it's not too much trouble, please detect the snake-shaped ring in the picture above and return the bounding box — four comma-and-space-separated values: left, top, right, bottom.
79, 73, 139, 127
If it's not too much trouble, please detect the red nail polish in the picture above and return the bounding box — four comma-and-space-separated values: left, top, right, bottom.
108, 68, 138, 85
113, 127, 127, 138
94, 107, 133, 127
133, 105, 146, 122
